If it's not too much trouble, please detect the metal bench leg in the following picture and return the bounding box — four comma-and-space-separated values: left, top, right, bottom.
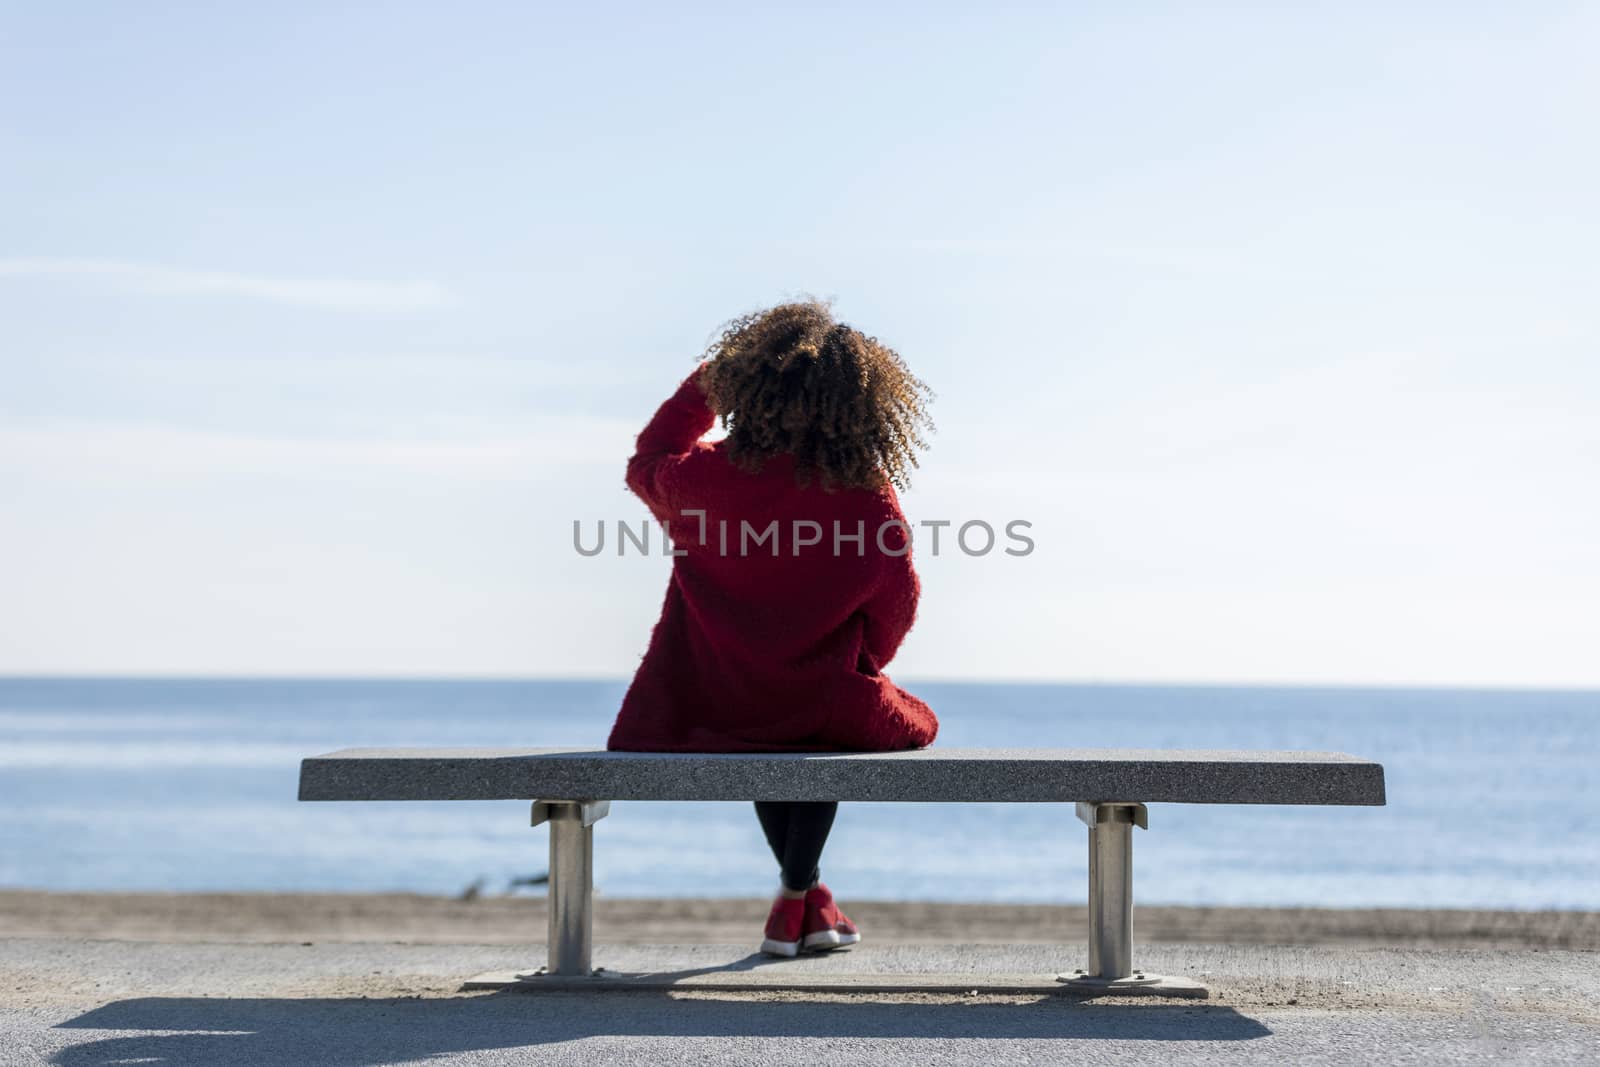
1059, 801, 1205, 998
1086, 801, 1138, 979
531, 799, 610, 977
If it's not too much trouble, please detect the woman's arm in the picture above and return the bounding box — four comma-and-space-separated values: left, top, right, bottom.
858, 503, 921, 668
625, 369, 716, 518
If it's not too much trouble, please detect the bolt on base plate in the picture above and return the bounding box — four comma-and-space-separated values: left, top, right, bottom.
1056, 970, 1209, 998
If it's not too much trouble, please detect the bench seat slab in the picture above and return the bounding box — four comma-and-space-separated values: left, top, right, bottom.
298, 747, 1386, 806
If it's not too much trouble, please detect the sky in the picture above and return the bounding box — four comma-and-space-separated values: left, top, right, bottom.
1, 3, 1596, 686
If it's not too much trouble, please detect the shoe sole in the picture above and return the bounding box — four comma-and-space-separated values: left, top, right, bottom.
803, 929, 862, 952
760, 937, 800, 958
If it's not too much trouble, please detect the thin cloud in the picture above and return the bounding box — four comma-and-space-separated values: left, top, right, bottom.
0, 257, 452, 311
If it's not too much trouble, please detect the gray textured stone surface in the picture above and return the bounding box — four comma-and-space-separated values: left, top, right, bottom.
7, 940, 1598, 1066
298, 747, 1385, 806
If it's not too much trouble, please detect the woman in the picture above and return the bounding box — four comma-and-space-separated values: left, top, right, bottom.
607, 299, 938, 957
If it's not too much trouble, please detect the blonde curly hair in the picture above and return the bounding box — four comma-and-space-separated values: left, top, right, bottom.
697, 299, 933, 491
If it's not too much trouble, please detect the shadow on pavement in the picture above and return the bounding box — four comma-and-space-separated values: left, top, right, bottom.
53, 993, 1270, 1065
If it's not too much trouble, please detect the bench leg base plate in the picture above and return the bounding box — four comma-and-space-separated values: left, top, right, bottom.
1056, 972, 1208, 998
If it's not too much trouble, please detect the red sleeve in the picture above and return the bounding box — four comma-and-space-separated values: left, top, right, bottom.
860, 497, 920, 667
625, 371, 716, 517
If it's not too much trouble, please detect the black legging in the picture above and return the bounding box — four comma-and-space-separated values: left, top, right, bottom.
753, 801, 838, 892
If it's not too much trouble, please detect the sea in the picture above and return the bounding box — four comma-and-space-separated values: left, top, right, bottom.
1, 678, 1595, 910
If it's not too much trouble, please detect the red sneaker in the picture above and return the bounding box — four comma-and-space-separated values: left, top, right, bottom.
802, 883, 861, 951
760, 896, 805, 958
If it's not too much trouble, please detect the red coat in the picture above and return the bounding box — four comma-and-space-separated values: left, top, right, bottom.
607, 373, 938, 753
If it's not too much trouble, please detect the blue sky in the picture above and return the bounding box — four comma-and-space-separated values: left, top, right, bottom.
2, 3, 1596, 684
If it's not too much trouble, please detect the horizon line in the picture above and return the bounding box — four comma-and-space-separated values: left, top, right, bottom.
0, 672, 1596, 695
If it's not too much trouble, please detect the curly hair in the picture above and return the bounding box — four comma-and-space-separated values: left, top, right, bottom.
696, 300, 933, 492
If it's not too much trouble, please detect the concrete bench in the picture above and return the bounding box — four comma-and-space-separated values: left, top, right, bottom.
298, 747, 1385, 996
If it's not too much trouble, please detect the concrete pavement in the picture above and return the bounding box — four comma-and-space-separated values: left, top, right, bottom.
2, 939, 1597, 1065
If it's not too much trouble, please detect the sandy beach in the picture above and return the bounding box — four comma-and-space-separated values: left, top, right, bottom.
4, 889, 1598, 950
